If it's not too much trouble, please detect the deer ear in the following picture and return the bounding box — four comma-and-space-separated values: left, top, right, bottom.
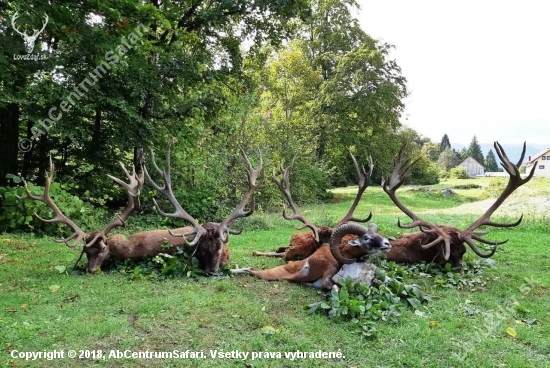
367, 223, 378, 232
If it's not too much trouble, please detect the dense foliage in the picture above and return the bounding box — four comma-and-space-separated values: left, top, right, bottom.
1, 0, 460, 233
0, 0, 412, 231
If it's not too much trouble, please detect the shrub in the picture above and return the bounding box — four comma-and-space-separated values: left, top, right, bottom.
0, 176, 109, 234
450, 167, 469, 179
408, 157, 440, 185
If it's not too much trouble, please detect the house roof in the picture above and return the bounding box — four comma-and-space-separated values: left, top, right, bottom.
457, 156, 485, 168
526, 148, 550, 166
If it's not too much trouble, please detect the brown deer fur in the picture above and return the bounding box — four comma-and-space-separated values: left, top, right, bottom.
233, 223, 390, 289
264, 228, 467, 268
84, 225, 231, 273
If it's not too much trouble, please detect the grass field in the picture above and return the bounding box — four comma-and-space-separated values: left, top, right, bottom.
1, 177, 550, 367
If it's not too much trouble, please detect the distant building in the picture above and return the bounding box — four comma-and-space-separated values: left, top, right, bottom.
457, 157, 485, 177
526, 148, 550, 177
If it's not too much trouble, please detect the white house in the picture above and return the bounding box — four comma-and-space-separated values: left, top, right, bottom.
457, 157, 485, 177
526, 148, 550, 177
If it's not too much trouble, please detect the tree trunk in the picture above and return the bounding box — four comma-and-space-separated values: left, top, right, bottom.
0, 103, 20, 186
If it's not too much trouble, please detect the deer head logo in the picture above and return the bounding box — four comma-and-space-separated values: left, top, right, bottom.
11, 12, 49, 54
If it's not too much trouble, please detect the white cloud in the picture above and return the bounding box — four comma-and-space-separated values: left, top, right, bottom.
357, 0, 550, 145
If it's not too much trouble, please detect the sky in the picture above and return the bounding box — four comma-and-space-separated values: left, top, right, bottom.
356, 0, 550, 146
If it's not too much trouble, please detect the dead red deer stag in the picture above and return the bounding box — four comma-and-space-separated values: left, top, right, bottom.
252, 152, 374, 261
15, 157, 179, 273
145, 145, 263, 273
382, 142, 536, 270
233, 222, 391, 289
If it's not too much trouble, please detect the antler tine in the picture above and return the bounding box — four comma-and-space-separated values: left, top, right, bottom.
218, 148, 264, 243
336, 152, 374, 226
145, 144, 206, 247
459, 142, 535, 256
90, 162, 145, 245
16, 157, 88, 248
271, 155, 321, 245
382, 145, 422, 223
383, 145, 453, 260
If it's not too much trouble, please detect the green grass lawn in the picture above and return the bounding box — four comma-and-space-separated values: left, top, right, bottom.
1, 178, 550, 367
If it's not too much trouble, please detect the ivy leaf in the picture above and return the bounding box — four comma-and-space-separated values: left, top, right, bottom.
407, 297, 422, 310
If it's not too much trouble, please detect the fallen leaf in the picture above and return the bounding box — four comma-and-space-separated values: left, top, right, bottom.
429, 321, 438, 327
49, 285, 60, 293
21, 304, 27, 309
506, 327, 517, 337
54, 266, 66, 273
515, 320, 524, 325
261, 306, 266, 312
261, 326, 280, 335
7, 308, 16, 312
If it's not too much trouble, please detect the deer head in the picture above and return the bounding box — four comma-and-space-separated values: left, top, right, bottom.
11, 12, 49, 53
145, 144, 263, 273
18, 158, 144, 272
382, 142, 536, 268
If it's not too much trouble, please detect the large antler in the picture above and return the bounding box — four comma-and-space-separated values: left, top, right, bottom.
336, 152, 374, 226
382, 145, 453, 260
17, 157, 88, 247
458, 142, 536, 257
84, 162, 144, 248
271, 155, 321, 245
217, 148, 264, 243
144, 143, 207, 246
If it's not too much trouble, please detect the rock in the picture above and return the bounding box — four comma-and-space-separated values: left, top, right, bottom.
332, 262, 377, 286
441, 189, 456, 196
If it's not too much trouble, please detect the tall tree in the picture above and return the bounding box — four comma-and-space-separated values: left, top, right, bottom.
485, 149, 499, 171
421, 142, 440, 162
437, 147, 461, 171
296, 0, 408, 180
0, 0, 309, 191
467, 136, 485, 165
439, 133, 451, 152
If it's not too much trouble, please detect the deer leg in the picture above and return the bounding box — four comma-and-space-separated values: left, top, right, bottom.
252, 251, 285, 258
231, 267, 256, 275
303, 278, 324, 289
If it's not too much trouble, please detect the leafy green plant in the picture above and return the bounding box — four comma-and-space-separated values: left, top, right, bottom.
307, 268, 431, 338
111, 241, 231, 281
393, 259, 492, 289
453, 183, 482, 189
0, 179, 109, 234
